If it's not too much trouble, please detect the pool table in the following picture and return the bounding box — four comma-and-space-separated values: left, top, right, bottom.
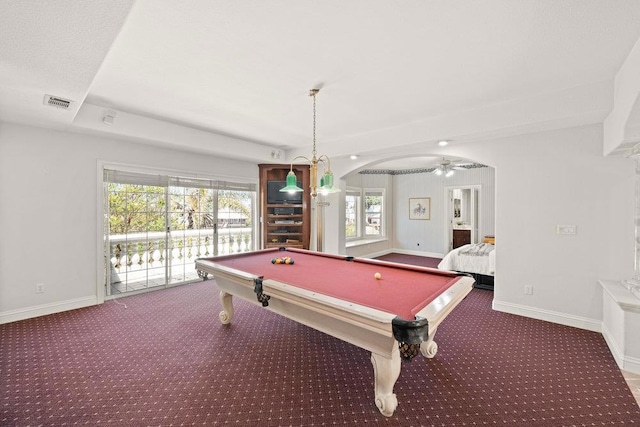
195, 247, 474, 417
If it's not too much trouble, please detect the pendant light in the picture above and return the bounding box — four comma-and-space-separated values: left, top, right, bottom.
280, 89, 340, 198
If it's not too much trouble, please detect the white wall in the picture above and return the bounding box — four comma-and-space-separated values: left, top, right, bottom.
393, 167, 495, 255
459, 124, 634, 330
332, 124, 635, 331
0, 123, 258, 322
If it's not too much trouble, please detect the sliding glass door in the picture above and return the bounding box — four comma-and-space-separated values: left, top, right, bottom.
104, 170, 256, 297
217, 188, 255, 254
167, 184, 219, 285
105, 180, 168, 294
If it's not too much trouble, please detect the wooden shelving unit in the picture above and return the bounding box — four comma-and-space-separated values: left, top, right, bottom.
259, 164, 311, 249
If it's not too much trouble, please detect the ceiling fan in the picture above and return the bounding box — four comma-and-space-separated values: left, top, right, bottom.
432, 158, 469, 177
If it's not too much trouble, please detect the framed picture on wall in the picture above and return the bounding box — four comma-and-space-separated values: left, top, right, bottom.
409, 198, 430, 220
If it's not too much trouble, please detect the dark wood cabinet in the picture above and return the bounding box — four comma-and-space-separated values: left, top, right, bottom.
259, 164, 311, 249
452, 229, 471, 249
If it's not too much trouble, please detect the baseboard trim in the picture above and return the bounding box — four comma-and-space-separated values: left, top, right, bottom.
601, 318, 640, 375
601, 321, 624, 369
621, 354, 640, 375
0, 296, 98, 325
492, 298, 602, 333
358, 248, 393, 259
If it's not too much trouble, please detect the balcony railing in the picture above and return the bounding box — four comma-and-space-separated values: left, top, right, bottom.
107, 227, 253, 294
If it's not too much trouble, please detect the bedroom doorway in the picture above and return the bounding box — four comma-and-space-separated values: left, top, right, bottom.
445, 186, 480, 252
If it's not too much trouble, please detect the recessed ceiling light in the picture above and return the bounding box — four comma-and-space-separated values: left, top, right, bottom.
437, 140, 449, 146
350, 155, 358, 160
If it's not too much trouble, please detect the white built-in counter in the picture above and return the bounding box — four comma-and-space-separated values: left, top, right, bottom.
599, 280, 640, 374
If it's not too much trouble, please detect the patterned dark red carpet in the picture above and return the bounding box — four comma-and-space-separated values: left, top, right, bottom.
1, 280, 639, 426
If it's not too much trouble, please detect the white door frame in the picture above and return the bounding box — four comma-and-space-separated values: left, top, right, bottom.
443, 185, 481, 253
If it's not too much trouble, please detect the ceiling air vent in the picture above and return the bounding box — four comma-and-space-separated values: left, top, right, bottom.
44, 94, 73, 110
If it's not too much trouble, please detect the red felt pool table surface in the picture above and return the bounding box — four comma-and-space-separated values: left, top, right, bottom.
204, 248, 463, 320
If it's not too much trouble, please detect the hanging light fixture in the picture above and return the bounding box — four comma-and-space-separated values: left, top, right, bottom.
280, 88, 340, 198
433, 163, 455, 177
433, 158, 456, 177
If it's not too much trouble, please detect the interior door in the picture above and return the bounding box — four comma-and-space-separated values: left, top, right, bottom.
445, 186, 481, 252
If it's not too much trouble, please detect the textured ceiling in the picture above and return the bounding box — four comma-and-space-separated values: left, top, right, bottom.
0, 0, 134, 127
1, 1, 640, 168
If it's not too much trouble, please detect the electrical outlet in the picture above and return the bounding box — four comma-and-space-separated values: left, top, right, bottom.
524, 284, 533, 295
35, 283, 45, 294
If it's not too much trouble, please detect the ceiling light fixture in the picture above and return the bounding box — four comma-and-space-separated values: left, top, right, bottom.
280, 89, 339, 198
434, 165, 455, 177
433, 158, 457, 177
437, 140, 449, 147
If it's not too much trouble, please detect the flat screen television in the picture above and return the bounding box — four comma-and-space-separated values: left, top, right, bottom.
267, 180, 303, 204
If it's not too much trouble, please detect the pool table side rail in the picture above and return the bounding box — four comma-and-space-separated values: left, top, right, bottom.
196, 259, 262, 283
208, 268, 400, 357
262, 278, 404, 356
413, 277, 474, 331
349, 256, 462, 277
195, 247, 284, 264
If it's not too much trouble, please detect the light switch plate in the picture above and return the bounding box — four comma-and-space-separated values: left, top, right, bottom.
556, 225, 577, 235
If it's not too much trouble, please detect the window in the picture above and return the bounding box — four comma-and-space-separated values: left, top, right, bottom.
345, 189, 361, 239
345, 188, 385, 239
364, 189, 383, 236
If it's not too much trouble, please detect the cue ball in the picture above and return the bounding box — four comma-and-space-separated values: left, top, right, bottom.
374, 272, 382, 280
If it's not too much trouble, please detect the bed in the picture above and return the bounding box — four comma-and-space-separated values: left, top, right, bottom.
438, 242, 495, 290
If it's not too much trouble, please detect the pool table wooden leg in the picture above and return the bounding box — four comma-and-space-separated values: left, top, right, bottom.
370, 346, 400, 417
218, 291, 234, 324
419, 326, 439, 358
